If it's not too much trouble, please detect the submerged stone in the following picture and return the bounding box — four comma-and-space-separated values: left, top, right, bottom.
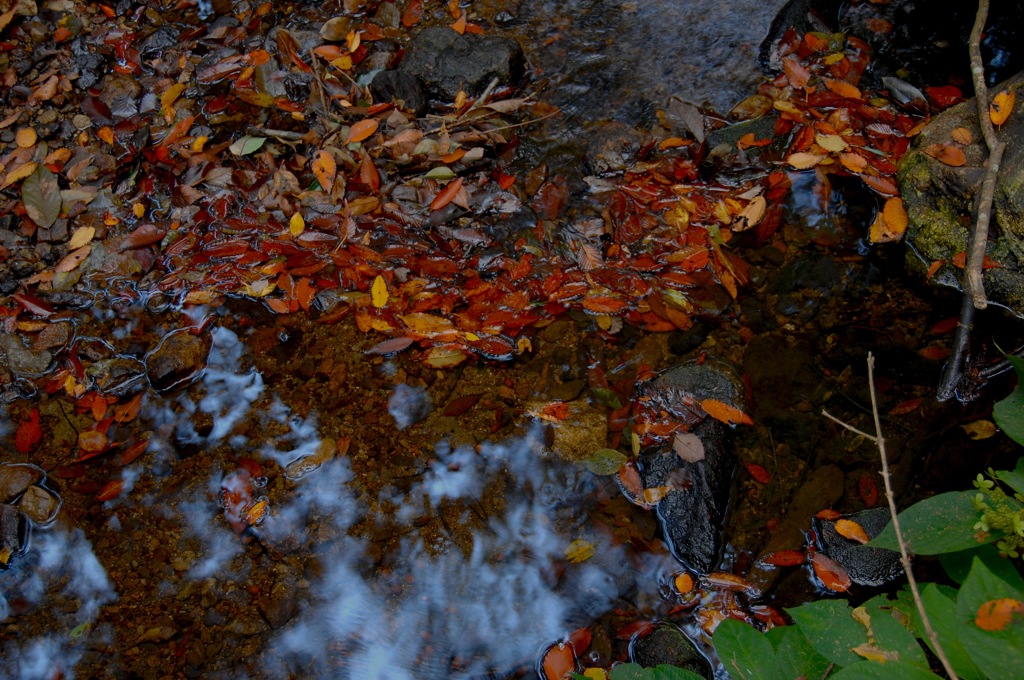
814, 507, 903, 587
0, 463, 45, 504
629, 623, 713, 679
400, 26, 524, 101
145, 328, 213, 393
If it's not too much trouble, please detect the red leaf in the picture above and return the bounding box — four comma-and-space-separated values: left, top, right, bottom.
811, 552, 851, 592
401, 0, 422, 26
888, 398, 921, 416
121, 223, 167, 250
858, 473, 880, 507
925, 85, 962, 109
15, 408, 42, 454
444, 394, 481, 417
567, 627, 592, 656
745, 463, 771, 484
760, 550, 806, 567
430, 177, 464, 211
782, 56, 812, 90
96, 479, 125, 501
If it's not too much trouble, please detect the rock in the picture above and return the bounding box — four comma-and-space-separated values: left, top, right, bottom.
635, 361, 743, 573
0, 463, 45, 503
400, 26, 524, 102
814, 507, 903, 587
87, 356, 148, 398
145, 329, 213, 393
0, 503, 30, 569
535, 399, 607, 462
629, 623, 713, 679
368, 70, 428, 116
18, 484, 62, 527
0, 333, 51, 378
900, 70, 1024, 317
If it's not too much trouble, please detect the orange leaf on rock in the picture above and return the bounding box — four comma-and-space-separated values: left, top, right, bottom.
882, 197, 908, 231
541, 643, 575, 680
346, 118, 378, 144
951, 127, 974, 145
975, 598, 1024, 631
834, 519, 870, 544
923, 143, 967, 167
812, 552, 851, 592
701, 399, 753, 426
990, 90, 1015, 127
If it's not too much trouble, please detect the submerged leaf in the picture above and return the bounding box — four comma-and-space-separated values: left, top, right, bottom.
22, 165, 61, 228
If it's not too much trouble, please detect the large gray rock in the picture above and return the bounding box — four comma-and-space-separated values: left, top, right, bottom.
400, 27, 524, 102
899, 70, 1024, 317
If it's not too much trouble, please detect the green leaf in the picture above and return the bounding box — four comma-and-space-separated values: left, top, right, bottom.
713, 619, 776, 679
867, 491, 998, 554
229, 135, 267, 156
941, 544, 1007, 584
786, 599, 865, 667
861, 595, 929, 670
424, 166, 456, 180
767, 626, 831, 680
828, 660, 943, 679
22, 165, 61, 229
995, 460, 1024, 498
590, 387, 622, 410
69, 621, 90, 639
994, 356, 1024, 445
582, 448, 627, 475
913, 584, 986, 680
607, 665, 706, 680
957, 557, 1024, 678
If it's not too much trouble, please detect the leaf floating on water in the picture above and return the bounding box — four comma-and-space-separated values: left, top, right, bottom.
990, 89, 1015, 127
423, 345, 469, 369
370, 274, 389, 308
541, 642, 575, 680
816, 508, 842, 521
787, 152, 825, 170
840, 152, 868, 173
674, 572, 695, 594
834, 519, 870, 544
731, 196, 766, 232
815, 133, 848, 153
975, 598, 1024, 631
565, 538, 595, 563
672, 432, 705, 462
869, 196, 908, 243
961, 419, 997, 440
68, 226, 95, 250
582, 448, 627, 475
22, 165, 61, 228
811, 552, 851, 592
700, 399, 753, 426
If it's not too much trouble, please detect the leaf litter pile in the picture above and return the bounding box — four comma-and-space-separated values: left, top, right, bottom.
0, 0, 981, 677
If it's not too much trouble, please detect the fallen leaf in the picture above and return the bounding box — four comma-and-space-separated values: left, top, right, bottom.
674, 572, 695, 594
825, 79, 862, 99
366, 337, 414, 355
565, 538, 595, 563
816, 509, 842, 521
423, 345, 469, 369
22, 165, 61, 228
642, 485, 671, 505
815, 133, 848, 152
840, 152, 868, 173
430, 177, 464, 211
14, 408, 42, 454
289, 211, 305, 236
443, 393, 481, 417
990, 90, 1015, 127
951, 127, 973, 145
15, 127, 36, 148
961, 419, 997, 440
701, 398, 754, 426
869, 196, 908, 243
745, 462, 771, 484
229, 135, 266, 156
67, 226, 95, 250
371, 274, 389, 308
78, 430, 109, 457
859, 473, 880, 507
312, 150, 336, 193
888, 398, 921, 416
834, 518, 870, 544
782, 56, 812, 90
760, 550, 806, 567
346, 118, 378, 144
975, 598, 1024, 631
811, 552, 851, 592
96, 479, 125, 502
672, 432, 705, 462
541, 643, 575, 680
923, 143, 967, 167
732, 195, 766, 231
787, 152, 825, 169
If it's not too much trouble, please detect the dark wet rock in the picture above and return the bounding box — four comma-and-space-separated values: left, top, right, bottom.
0, 464, 45, 503
0, 503, 30, 569
31, 320, 74, 352
814, 507, 903, 587
900, 69, 1024, 317
145, 329, 213, 393
18, 484, 61, 527
400, 26, 524, 101
636, 361, 743, 573
0, 333, 51, 378
368, 69, 428, 116
86, 356, 147, 398
629, 623, 713, 679
584, 121, 646, 175
746, 465, 844, 594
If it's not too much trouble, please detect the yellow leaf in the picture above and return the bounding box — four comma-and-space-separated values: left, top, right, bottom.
834, 519, 870, 544
2, 161, 38, 188
732, 195, 766, 232
674, 572, 695, 594
815, 133, 848, 153
787, 152, 825, 169
990, 89, 1015, 127
400, 312, 453, 334
191, 135, 208, 152
961, 420, 997, 440
67, 226, 95, 250
565, 538, 595, 563
371, 274, 389, 308
133, 203, 145, 218
289, 211, 305, 236
161, 83, 186, 123
583, 669, 608, 680
642, 486, 671, 505
870, 197, 908, 244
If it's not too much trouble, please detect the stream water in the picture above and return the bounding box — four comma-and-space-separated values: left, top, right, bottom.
2, 1, 1022, 679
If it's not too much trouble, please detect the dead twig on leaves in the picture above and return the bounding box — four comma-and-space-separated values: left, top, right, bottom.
939, 0, 1007, 401
823, 353, 959, 680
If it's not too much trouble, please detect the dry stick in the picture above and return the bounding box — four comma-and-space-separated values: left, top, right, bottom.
939, 0, 1004, 398
823, 354, 959, 680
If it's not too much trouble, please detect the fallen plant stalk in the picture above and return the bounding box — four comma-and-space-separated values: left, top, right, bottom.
823, 353, 959, 680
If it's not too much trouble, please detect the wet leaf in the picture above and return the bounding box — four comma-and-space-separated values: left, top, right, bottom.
923, 143, 967, 167
783, 56, 812, 90
745, 462, 771, 484
243, 498, 270, 526
366, 337, 414, 355
430, 177, 464, 211
55, 246, 91, 273
565, 538, 595, 563
542, 642, 575, 680
371, 275, 389, 308
700, 399, 753, 426
78, 430, 109, 456
951, 127, 973, 145
289, 211, 305, 236
859, 473, 880, 507
840, 152, 868, 173
423, 345, 469, 369
961, 420, 997, 440
672, 432, 705, 462
347, 118, 379, 144
732, 196, 766, 232
121, 224, 166, 250
582, 448, 627, 475
96, 479, 124, 502
975, 598, 1024, 631
990, 90, 1015, 127
15, 127, 36, 148
870, 196, 908, 243
760, 550, 806, 567
834, 519, 870, 544
861, 174, 899, 197
812, 552, 851, 592
312, 150, 337, 193
443, 394, 481, 417
787, 152, 825, 169
815, 133, 848, 152
229, 136, 266, 156
22, 165, 61, 228
642, 485, 671, 505
825, 79, 861, 99
15, 408, 42, 454
674, 572, 695, 594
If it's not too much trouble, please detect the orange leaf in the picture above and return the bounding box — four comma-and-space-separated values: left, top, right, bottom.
451, 14, 467, 35
78, 430, 110, 457
923, 143, 967, 167
861, 174, 898, 197
96, 479, 125, 502
401, 0, 422, 26
811, 552, 851, 592
90, 392, 108, 421
787, 152, 825, 169
825, 79, 862, 99
951, 127, 973, 145
870, 196, 908, 243
346, 118, 379, 144
541, 642, 575, 680
582, 295, 628, 313
834, 518, 870, 544
313, 150, 337, 193
430, 176, 464, 211
840, 152, 868, 173
782, 56, 811, 90
760, 550, 806, 567
990, 90, 1015, 127
745, 462, 771, 483
360, 153, 379, 190
701, 398, 753, 426
674, 572, 695, 594
816, 509, 842, 520
888, 398, 921, 416
975, 598, 1024, 631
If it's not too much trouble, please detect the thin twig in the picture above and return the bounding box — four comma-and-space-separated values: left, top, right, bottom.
820, 409, 877, 441
865, 354, 960, 680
